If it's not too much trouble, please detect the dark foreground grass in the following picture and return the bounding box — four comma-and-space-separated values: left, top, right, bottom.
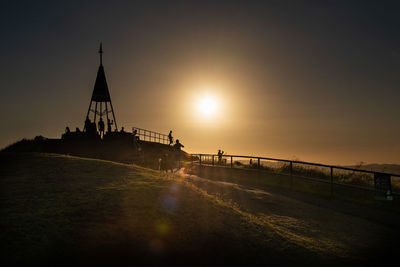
1, 153, 399, 266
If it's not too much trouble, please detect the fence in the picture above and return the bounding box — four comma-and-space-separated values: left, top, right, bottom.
132, 127, 170, 145
191, 153, 400, 198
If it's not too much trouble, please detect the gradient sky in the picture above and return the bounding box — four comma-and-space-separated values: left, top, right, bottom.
1, 0, 399, 165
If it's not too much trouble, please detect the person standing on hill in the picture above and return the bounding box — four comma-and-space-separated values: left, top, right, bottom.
107, 119, 112, 133
218, 150, 224, 164
174, 139, 184, 150
98, 118, 105, 138
168, 130, 173, 145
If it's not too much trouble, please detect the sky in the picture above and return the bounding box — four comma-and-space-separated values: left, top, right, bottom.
0, 0, 399, 165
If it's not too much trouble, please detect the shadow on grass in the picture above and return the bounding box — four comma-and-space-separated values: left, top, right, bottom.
0, 153, 329, 267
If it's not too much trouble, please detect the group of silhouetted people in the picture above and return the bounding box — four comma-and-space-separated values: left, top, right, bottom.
63, 116, 128, 140
97, 117, 118, 137
82, 116, 123, 137
158, 130, 185, 173
167, 130, 184, 150
65, 126, 81, 133
65, 121, 186, 170
63, 126, 81, 139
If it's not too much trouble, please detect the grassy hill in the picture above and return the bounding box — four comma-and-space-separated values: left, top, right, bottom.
1, 153, 399, 266
1, 137, 190, 169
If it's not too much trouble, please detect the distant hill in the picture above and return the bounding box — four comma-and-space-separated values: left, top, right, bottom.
346, 164, 400, 175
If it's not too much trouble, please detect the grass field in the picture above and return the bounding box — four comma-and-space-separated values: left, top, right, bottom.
1, 153, 399, 266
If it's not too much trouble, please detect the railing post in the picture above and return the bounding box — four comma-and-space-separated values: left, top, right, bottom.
257, 158, 260, 169
212, 155, 214, 166
330, 167, 333, 197
199, 155, 202, 165
290, 161, 293, 189
231, 156, 233, 168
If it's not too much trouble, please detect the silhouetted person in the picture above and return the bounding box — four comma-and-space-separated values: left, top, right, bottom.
168, 130, 173, 145
133, 129, 140, 141
107, 119, 112, 133
174, 139, 184, 150
98, 118, 105, 137
65, 127, 70, 134
120, 127, 125, 133
132, 129, 139, 149
76, 127, 81, 133
217, 150, 223, 164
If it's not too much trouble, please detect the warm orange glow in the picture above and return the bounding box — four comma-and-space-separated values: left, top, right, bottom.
196, 95, 218, 116
185, 85, 231, 129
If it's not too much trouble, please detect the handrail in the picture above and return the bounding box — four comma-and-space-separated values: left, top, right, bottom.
132, 126, 170, 145
191, 153, 400, 178
191, 153, 399, 198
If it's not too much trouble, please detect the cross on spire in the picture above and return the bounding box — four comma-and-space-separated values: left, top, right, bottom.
99, 43, 103, 65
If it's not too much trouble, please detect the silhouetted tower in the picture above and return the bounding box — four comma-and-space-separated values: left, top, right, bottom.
84, 43, 118, 133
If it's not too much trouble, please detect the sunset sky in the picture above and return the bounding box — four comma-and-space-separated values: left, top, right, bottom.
1, 0, 399, 165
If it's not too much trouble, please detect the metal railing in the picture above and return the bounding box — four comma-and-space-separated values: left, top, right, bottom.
132, 127, 170, 145
191, 153, 400, 197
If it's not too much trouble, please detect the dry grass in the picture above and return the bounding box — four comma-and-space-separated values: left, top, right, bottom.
0, 152, 399, 266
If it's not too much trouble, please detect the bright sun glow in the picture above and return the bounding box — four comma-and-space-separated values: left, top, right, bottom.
197, 96, 218, 116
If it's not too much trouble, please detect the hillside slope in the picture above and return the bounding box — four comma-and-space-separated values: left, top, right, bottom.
0, 153, 399, 266
1, 137, 189, 169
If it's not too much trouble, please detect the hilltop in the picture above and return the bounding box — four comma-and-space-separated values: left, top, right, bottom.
1, 137, 190, 169
1, 152, 399, 266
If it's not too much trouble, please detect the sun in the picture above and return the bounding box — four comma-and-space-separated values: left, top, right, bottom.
196, 96, 218, 116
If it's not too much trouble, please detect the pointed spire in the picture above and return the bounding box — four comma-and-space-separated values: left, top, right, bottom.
90, 43, 110, 101
85, 43, 118, 132
91, 65, 111, 102
99, 42, 103, 65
